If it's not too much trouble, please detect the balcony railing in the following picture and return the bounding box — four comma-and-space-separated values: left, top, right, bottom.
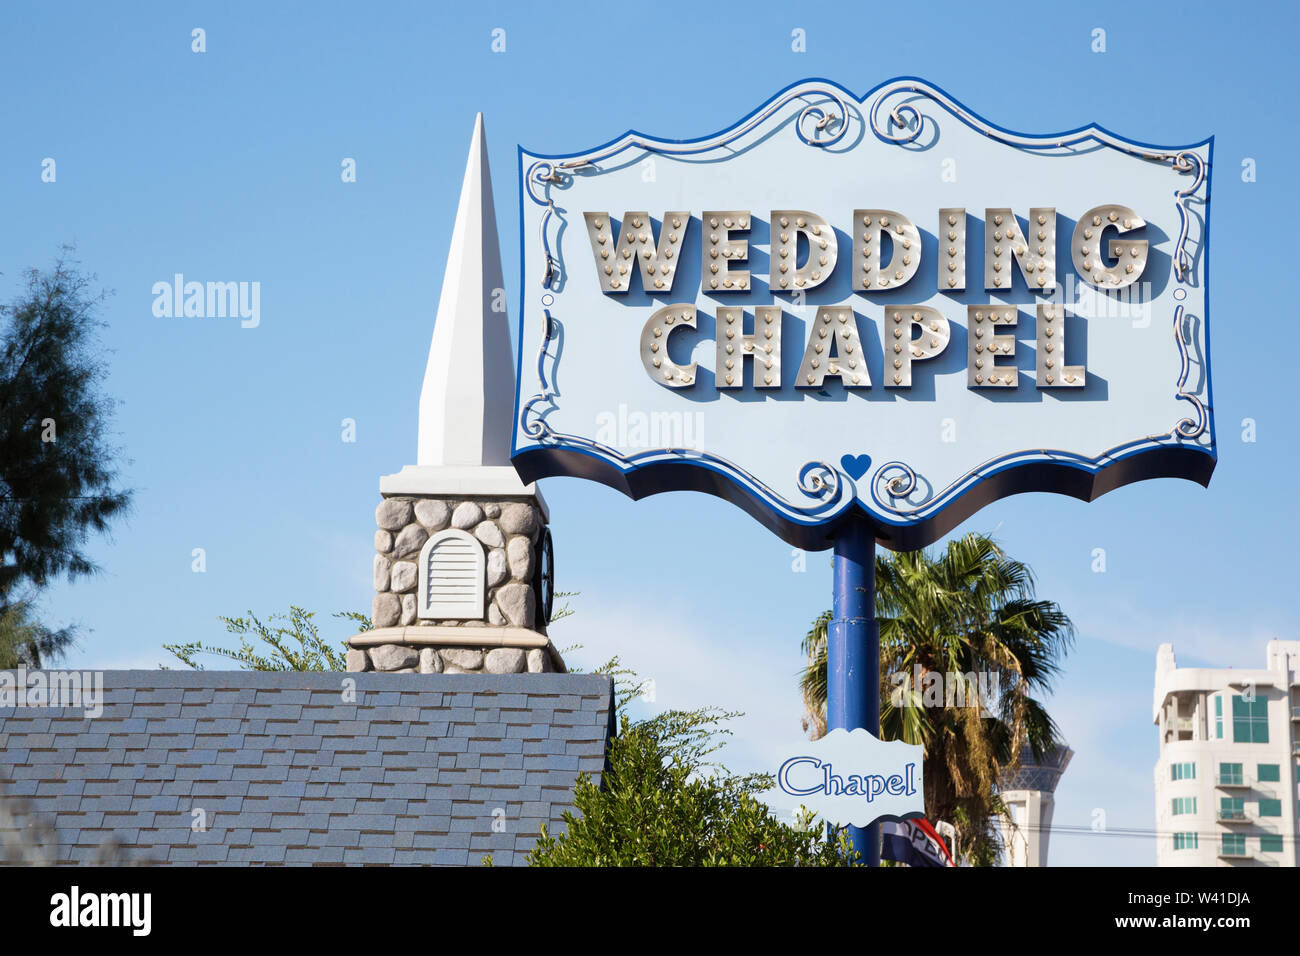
1215, 774, 1249, 787
1216, 808, 1249, 823
1217, 844, 1251, 859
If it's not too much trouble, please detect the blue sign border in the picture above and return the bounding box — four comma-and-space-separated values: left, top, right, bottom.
511, 77, 1215, 551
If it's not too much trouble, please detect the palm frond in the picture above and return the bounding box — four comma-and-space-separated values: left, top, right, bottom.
796, 530, 1074, 865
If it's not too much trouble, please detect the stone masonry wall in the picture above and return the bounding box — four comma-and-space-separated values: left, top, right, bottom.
347, 644, 554, 675
372, 494, 544, 633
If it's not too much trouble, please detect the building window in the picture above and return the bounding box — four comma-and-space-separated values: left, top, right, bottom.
1173, 832, 1198, 851
1220, 834, 1246, 855
1257, 763, 1280, 783
1170, 762, 1196, 781
1214, 695, 1223, 739
1231, 694, 1268, 743
1219, 797, 1245, 820
1258, 798, 1282, 817
1171, 797, 1196, 815
1260, 835, 1283, 853
1217, 762, 1243, 785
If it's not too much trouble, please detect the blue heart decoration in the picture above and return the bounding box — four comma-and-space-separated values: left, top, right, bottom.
840, 454, 872, 481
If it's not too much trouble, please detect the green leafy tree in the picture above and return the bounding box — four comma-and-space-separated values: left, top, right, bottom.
0, 249, 130, 664
162, 589, 582, 673
0, 597, 74, 669
163, 607, 369, 671
527, 661, 855, 867
0, 794, 135, 865
798, 532, 1073, 865
549, 589, 577, 623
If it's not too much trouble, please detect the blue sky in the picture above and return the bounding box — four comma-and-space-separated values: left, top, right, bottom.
2, 1, 1295, 865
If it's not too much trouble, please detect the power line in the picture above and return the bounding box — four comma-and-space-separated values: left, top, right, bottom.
999, 821, 1299, 842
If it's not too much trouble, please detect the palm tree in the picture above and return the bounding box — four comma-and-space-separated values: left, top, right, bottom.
799, 532, 1073, 865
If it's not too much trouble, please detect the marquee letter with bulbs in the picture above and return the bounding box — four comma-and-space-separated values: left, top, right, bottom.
513, 78, 1214, 551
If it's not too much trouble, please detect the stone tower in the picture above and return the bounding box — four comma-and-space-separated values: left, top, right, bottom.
347, 114, 560, 676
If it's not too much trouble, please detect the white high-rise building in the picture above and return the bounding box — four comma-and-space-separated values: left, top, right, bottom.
1153, 640, 1300, 866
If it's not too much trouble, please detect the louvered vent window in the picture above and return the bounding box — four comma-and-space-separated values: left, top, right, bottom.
417, 529, 486, 620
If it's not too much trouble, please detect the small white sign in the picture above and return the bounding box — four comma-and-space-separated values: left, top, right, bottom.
767, 727, 925, 828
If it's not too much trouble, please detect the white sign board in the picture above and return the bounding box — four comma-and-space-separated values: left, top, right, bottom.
513, 79, 1213, 549
765, 728, 926, 828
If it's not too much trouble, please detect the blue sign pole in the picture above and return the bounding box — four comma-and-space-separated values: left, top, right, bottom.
828, 519, 881, 866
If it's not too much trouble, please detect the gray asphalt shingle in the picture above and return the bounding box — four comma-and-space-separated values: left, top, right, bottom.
0, 670, 612, 866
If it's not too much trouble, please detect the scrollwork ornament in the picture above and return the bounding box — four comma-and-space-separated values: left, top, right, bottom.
871, 461, 918, 515
797, 460, 842, 506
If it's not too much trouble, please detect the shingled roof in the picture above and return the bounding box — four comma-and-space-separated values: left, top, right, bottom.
0, 670, 614, 866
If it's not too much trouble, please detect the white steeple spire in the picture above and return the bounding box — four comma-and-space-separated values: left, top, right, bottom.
382, 113, 544, 512
417, 112, 515, 467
